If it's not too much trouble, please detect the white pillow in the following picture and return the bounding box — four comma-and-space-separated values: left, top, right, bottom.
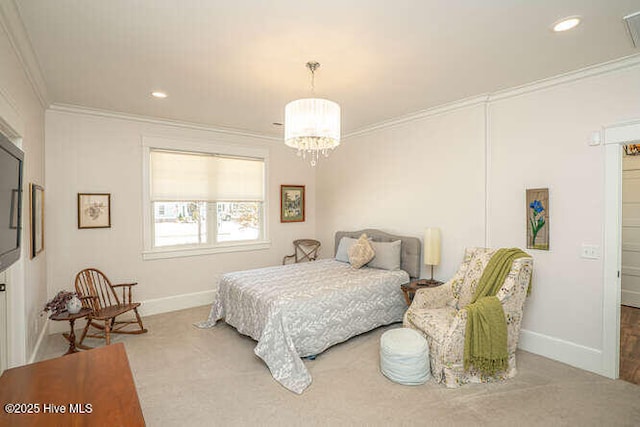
335, 237, 358, 263
368, 240, 401, 271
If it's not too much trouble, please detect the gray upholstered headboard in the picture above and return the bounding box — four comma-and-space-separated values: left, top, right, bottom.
334, 229, 421, 279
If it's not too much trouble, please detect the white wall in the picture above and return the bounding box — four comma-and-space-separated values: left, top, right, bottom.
488, 64, 640, 357
0, 14, 47, 363
318, 59, 640, 376
316, 104, 487, 281
45, 109, 315, 331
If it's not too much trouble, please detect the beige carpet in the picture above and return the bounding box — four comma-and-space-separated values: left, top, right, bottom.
37, 306, 640, 426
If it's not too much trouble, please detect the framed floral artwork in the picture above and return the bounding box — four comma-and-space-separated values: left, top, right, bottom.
78, 193, 111, 229
526, 188, 549, 250
280, 185, 305, 223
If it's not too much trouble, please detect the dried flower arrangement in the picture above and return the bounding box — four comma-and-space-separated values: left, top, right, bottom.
42, 290, 78, 317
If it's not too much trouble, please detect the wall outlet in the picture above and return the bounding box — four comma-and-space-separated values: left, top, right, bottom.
581, 244, 600, 259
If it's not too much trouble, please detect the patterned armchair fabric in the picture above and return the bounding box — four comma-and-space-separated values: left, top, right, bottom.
403, 248, 533, 387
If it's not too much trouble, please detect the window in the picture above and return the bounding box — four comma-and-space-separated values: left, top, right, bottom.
143, 139, 269, 259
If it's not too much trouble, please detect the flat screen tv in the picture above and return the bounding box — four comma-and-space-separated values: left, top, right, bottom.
0, 132, 23, 273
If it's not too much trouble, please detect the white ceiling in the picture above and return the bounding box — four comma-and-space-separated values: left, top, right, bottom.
15, 0, 640, 136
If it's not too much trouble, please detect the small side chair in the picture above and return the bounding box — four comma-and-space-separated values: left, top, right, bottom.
75, 268, 148, 346
282, 239, 321, 265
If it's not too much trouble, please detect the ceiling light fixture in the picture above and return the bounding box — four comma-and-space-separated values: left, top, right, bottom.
151, 91, 168, 98
284, 61, 341, 167
553, 16, 581, 32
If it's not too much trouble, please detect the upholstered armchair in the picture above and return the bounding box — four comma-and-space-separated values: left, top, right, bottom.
403, 248, 533, 387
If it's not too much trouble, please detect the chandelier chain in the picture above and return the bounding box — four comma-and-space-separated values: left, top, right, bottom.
306, 61, 320, 93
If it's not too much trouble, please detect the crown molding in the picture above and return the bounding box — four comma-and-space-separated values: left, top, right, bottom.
49, 103, 281, 142
344, 95, 490, 139
345, 53, 640, 139
489, 53, 640, 102
0, 0, 50, 109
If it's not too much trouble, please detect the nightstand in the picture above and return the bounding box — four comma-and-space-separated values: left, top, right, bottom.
401, 279, 444, 306
49, 308, 93, 355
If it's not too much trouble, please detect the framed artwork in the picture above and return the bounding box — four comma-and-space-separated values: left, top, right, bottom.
526, 188, 549, 250
9, 189, 19, 229
30, 184, 44, 258
78, 193, 111, 229
280, 185, 305, 223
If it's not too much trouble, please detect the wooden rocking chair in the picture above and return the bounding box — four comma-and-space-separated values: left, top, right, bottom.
75, 268, 148, 346
282, 239, 321, 265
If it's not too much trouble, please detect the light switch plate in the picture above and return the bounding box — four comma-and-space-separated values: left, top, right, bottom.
581, 244, 600, 259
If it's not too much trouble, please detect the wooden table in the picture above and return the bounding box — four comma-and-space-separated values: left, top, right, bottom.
0, 343, 145, 427
50, 308, 93, 355
401, 279, 444, 306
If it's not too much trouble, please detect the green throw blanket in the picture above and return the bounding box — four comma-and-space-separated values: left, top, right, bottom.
463, 248, 530, 375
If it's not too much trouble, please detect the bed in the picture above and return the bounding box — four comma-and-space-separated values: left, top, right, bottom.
197, 229, 421, 394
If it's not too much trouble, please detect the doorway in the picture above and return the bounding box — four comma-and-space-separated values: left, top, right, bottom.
602, 119, 640, 382
0, 115, 27, 370
621, 149, 640, 309
620, 145, 640, 384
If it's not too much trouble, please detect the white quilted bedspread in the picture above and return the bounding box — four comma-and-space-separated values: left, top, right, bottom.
197, 259, 409, 394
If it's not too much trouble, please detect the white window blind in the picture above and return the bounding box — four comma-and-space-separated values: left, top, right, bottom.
150, 150, 264, 202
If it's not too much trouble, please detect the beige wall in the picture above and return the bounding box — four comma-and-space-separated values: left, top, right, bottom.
0, 19, 46, 361
316, 104, 487, 281
317, 62, 640, 374
45, 110, 316, 327
488, 65, 640, 354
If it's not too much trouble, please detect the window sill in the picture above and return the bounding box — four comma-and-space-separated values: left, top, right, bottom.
142, 240, 271, 260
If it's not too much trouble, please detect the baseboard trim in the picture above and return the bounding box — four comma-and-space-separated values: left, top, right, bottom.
48, 290, 216, 335
621, 290, 640, 308
28, 318, 49, 364
137, 290, 215, 317
518, 328, 603, 375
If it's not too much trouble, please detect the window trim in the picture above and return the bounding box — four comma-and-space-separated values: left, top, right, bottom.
142, 135, 270, 260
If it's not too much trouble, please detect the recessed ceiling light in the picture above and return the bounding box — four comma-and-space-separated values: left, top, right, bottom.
151, 91, 167, 98
553, 16, 581, 32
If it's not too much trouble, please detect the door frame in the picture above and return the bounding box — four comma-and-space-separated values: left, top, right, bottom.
0, 104, 27, 368
602, 118, 640, 378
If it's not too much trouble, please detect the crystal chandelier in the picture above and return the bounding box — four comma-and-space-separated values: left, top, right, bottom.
284, 61, 341, 166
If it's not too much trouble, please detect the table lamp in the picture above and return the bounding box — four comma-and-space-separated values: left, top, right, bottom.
423, 227, 441, 285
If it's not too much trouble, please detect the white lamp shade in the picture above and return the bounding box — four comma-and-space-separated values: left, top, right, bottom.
284, 98, 341, 149
423, 228, 441, 266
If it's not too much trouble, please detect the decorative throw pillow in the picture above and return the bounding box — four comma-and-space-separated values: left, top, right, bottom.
335, 237, 358, 263
368, 240, 402, 271
348, 234, 375, 269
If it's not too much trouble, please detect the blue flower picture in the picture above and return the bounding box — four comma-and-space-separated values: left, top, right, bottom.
526, 188, 549, 250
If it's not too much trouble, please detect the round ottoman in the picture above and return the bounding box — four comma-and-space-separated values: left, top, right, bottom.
380, 328, 430, 385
